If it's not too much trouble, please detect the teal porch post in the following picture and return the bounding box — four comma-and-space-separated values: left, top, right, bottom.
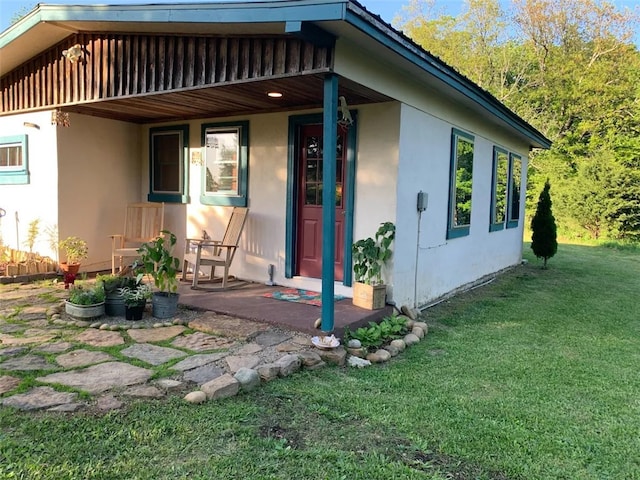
321, 74, 338, 332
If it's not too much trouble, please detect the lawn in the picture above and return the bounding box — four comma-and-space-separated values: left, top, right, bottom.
2, 243, 639, 479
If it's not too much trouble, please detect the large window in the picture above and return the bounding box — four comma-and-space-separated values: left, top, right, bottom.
447, 129, 474, 239
507, 154, 522, 228
200, 121, 248, 207
490, 147, 509, 232
0, 135, 29, 185
148, 125, 189, 203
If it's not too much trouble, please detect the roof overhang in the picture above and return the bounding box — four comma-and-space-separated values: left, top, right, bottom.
0, 0, 551, 149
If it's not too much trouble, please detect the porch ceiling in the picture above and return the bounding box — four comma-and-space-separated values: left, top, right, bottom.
62, 74, 391, 124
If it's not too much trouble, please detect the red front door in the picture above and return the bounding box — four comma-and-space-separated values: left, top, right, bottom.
296, 124, 346, 280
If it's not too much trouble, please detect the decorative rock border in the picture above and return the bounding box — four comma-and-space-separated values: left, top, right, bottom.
183, 311, 429, 404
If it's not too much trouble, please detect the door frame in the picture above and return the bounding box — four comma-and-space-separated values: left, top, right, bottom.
285, 111, 357, 286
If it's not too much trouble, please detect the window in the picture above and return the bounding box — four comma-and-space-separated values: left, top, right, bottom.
490, 147, 509, 232
148, 125, 189, 203
507, 154, 522, 228
200, 121, 248, 207
447, 129, 474, 239
0, 135, 29, 184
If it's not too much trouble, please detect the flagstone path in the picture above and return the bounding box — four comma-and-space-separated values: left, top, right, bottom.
0, 281, 334, 413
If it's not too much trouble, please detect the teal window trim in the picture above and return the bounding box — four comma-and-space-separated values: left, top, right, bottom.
446, 128, 474, 239
489, 146, 508, 232
285, 111, 357, 284
148, 125, 190, 204
507, 153, 522, 229
199, 121, 248, 207
0, 134, 29, 185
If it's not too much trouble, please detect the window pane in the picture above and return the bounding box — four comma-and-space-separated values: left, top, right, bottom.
152, 133, 181, 193
204, 129, 240, 196
454, 137, 473, 227
510, 156, 522, 221
494, 150, 508, 224
0, 144, 22, 169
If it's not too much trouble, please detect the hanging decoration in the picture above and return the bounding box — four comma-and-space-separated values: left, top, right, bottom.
51, 109, 70, 127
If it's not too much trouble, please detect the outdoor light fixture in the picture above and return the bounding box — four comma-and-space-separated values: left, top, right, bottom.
267, 91, 283, 98
62, 44, 83, 63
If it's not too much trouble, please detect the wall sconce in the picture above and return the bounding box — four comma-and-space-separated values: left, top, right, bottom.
23, 122, 40, 130
62, 44, 83, 63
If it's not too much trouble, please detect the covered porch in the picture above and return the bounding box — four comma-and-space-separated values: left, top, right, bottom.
176, 280, 393, 337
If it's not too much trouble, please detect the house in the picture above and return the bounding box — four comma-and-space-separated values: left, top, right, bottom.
0, 0, 550, 330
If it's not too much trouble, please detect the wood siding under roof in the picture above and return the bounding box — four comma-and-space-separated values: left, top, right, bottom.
0, 33, 333, 115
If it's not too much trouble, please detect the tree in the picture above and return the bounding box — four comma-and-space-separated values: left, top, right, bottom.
531, 180, 558, 268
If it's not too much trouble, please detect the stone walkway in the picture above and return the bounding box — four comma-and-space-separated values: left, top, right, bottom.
0, 281, 349, 413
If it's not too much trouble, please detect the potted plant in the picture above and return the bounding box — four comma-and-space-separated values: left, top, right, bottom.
137, 230, 180, 319
351, 221, 395, 310
65, 283, 105, 319
96, 273, 140, 317
58, 236, 88, 278
118, 282, 152, 320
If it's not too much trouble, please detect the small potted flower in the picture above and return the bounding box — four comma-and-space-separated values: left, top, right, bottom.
65, 283, 105, 319
58, 236, 88, 288
118, 282, 152, 320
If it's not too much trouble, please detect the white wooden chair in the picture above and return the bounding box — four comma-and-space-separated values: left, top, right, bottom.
182, 207, 249, 290
110, 202, 164, 274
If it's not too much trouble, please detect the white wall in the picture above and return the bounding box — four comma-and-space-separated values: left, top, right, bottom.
57, 113, 141, 271
0, 111, 59, 260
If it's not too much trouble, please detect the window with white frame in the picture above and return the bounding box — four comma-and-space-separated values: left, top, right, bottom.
447, 129, 474, 239
200, 121, 248, 207
0, 135, 29, 185
148, 125, 189, 203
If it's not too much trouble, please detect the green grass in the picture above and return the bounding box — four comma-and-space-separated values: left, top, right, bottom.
2, 242, 640, 479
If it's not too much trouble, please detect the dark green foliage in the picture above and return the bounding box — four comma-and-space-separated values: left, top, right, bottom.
344, 314, 409, 350
352, 222, 395, 285
68, 284, 105, 305
531, 180, 558, 268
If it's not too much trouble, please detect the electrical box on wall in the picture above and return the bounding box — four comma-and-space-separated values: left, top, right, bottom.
417, 191, 428, 212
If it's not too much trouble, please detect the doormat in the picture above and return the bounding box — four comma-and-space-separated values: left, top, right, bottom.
263, 288, 345, 307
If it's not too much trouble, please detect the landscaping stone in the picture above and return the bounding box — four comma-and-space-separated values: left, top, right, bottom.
256, 363, 280, 382
316, 346, 347, 366
123, 385, 165, 398
96, 395, 124, 411
75, 329, 124, 347
390, 339, 406, 352
383, 344, 400, 357
226, 354, 261, 373
184, 391, 207, 404
277, 354, 302, 377
171, 332, 236, 352
347, 339, 362, 348
366, 349, 391, 363
126, 325, 186, 343
2, 386, 78, 411
156, 379, 184, 392
0, 375, 21, 394
171, 353, 227, 371
183, 364, 226, 385
401, 305, 418, 320
346, 347, 366, 358
276, 342, 304, 352
37, 362, 153, 394
49, 403, 85, 413
235, 343, 263, 355
121, 344, 187, 366
234, 367, 261, 391
188, 313, 269, 339
254, 330, 291, 347
33, 341, 73, 354
55, 349, 114, 368
404, 333, 420, 346
347, 356, 372, 368
202, 374, 240, 400
0, 346, 28, 357
412, 326, 425, 339
1, 354, 55, 371
297, 350, 323, 367
414, 321, 428, 334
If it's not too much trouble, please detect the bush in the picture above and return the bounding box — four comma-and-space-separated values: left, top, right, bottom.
68, 284, 105, 305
